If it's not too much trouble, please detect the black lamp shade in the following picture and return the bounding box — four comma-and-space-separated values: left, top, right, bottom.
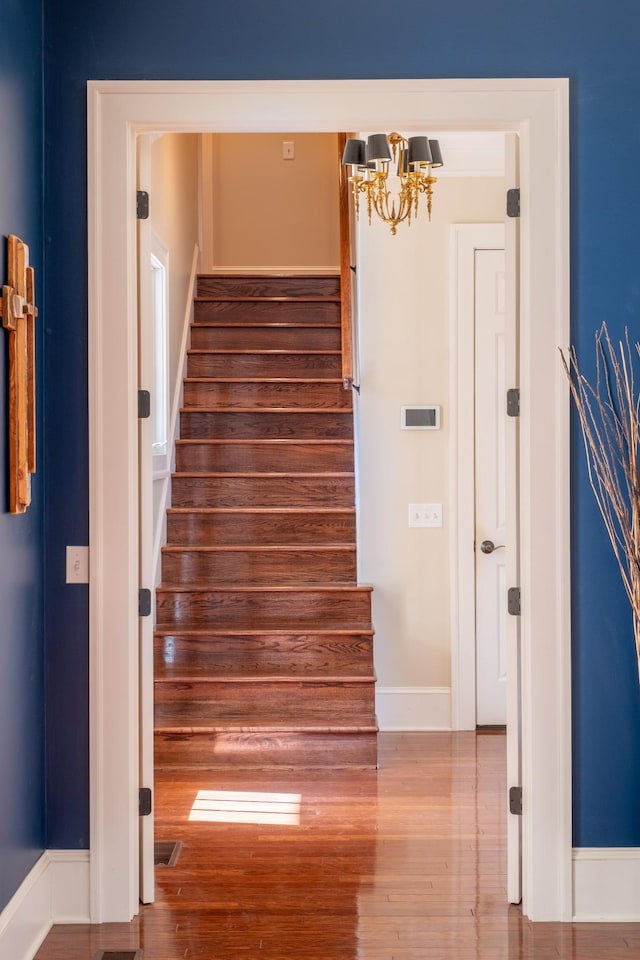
407, 136, 432, 165
428, 140, 444, 168
366, 134, 391, 162
342, 139, 366, 166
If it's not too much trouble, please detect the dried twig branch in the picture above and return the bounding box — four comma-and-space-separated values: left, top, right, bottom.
560, 323, 640, 681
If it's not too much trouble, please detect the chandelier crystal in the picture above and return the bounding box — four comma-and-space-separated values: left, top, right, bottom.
342, 133, 443, 235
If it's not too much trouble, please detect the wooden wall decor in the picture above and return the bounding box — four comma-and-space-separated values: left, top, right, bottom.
0, 235, 37, 513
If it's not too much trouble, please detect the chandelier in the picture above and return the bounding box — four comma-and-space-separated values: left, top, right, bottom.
341, 133, 443, 235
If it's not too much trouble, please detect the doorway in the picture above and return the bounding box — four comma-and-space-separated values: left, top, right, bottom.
87, 78, 571, 923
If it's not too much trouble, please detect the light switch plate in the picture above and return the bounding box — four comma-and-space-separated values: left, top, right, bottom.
408, 503, 443, 528
66, 545, 90, 583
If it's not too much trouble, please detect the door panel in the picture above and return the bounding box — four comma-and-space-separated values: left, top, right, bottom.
475, 249, 508, 726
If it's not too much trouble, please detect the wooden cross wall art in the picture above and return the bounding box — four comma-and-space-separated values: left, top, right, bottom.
0, 235, 37, 513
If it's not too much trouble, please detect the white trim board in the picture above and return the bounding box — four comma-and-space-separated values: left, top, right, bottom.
376, 687, 451, 731
87, 78, 571, 923
0, 852, 90, 960
573, 848, 640, 921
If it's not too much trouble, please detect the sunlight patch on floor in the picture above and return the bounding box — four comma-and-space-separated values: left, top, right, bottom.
189, 789, 302, 825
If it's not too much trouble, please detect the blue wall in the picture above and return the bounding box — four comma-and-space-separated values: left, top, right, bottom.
0, 0, 45, 912
42, 0, 640, 848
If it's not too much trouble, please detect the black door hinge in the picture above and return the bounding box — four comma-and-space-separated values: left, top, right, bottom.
136, 190, 150, 220
139, 787, 152, 817
138, 389, 151, 419
507, 388, 520, 418
508, 587, 521, 616
509, 786, 523, 816
138, 588, 152, 617
506, 188, 520, 218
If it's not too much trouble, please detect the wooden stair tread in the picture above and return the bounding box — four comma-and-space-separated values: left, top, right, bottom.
154, 625, 374, 636
193, 321, 340, 328
184, 377, 345, 384
181, 406, 352, 413
176, 438, 353, 445
188, 348, 341, 355
154, 717, 378, 733
167, 506, 355, 514
194, 295, 341, 303
154, 671, 375, 683
157, 582, 372, 593
172, 471, 354, 478
162, 544, 356, 553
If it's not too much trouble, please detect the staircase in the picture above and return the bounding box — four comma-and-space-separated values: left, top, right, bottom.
154, 273, 378, 768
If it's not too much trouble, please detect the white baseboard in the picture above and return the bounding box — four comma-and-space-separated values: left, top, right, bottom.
0, 851, 90, 960
375, 686, 451, 731
200, 264, 340, 275
573, 848, 640, 921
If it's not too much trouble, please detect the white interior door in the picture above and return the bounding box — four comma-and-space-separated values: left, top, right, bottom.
137, 136, 156, 905
474, 248, 508, 727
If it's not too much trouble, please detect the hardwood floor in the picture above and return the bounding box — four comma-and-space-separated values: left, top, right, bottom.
35, 733, 639, 959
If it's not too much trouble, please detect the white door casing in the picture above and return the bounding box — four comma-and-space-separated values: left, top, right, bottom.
87, 79, 571, 923
450, 221, 522, 903
136, 136, 156, 905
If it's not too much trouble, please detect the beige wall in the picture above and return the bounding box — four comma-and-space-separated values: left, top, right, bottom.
201, 133, 340, 269
356, 177, 506, 712
150, 133, 200, 392
149, 133, 200, 582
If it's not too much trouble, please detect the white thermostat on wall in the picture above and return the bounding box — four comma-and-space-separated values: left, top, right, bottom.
401, 405, 441, 430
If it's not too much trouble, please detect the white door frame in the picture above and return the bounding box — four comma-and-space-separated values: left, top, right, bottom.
87, 78, 571, 923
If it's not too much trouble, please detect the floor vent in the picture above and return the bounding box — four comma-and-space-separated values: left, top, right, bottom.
154, 840, 182, 866
95, 952, 143, 960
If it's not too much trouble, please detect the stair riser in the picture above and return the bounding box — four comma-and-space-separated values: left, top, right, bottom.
155, 633, 374, 675
191, 326, 340, 351
155, 730, 378, 768
180, 410, 353, 440
194, 300, 340, 325
155, 680, 375, 716
183, 380, 352, 409
156, 589, 372, 628
197, 275, 341, 298
175, 441, 353, 473
170, 476, 355, 508
187, 352, 342, 379
167, 511, 356, 546
161, 548, 357, 584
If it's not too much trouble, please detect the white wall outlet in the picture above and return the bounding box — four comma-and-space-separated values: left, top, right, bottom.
408, 503, 443, 528
66, 545, 90, 584
282, 140, 295, 160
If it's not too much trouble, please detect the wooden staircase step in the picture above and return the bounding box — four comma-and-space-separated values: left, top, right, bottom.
169, 473, 355, 508
166, 508, 356, 545
190, 324, 341, 351
156, 584, 373, 629
187, 349, 342, 378
154, 677, 376, 718
154, 728, 378, 769
154, 630, 374, 677
161, 545, 357, 584
180, 409, 354, 440
194, 299, 340, 325
175, 440, 354, 473
197, 274, 341, 298
183, 378, 352, 409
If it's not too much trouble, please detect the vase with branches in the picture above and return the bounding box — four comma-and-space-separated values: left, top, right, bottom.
561, 322, 640, 681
